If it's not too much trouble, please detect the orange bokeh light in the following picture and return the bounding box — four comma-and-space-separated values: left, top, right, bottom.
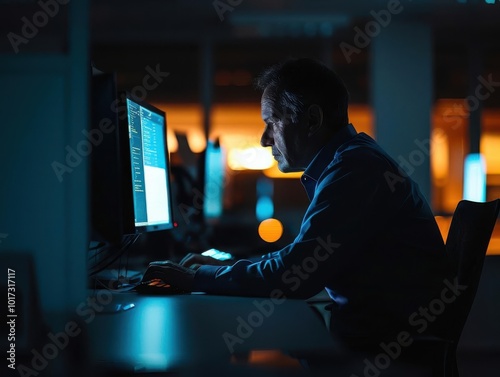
258, 218, 284, 243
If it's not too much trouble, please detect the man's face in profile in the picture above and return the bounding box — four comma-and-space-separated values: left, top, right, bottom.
260, 88, 309, 173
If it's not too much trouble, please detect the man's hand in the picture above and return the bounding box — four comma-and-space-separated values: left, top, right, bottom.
143, 261, 196, 292
179, 253, 233, 270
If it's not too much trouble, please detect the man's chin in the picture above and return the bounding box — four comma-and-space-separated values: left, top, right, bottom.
277, 162, 302, 173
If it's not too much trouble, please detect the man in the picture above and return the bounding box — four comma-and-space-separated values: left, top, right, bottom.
144, 58, 448, 346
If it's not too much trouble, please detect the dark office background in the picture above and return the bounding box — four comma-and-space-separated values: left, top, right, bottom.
1, 0, 500, 376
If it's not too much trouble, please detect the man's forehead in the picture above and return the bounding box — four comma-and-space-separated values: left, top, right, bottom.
261, 96, 276, 119
261, 102, 295, 124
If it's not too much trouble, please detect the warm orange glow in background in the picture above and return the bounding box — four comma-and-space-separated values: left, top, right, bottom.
431, 128, 449, 187
154, 102, 374, 175
432, 101, 500, 255
481, 134, 500, 175
155, 100, 499, 254
258, 218, 284, 243
436, 216, 500, 255
231, 350, 301, 368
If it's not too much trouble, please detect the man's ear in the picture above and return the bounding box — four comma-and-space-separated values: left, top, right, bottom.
307, 104, 323, 136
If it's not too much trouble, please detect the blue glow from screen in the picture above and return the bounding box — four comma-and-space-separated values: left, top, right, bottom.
256, 177, 273, 197
204, 141, 224, 219
256, 196, 274, 221
463, 153, 486, 202
134, 299, 172, 370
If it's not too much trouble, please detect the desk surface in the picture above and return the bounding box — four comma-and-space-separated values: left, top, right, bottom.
85, 291, 342, 374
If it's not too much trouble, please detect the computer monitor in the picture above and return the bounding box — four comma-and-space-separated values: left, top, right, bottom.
89, 77, 176, 280
124, 93, 175, 232
89, 70, 174, 247
202, 139, 225, 222
90, 69, 134, 246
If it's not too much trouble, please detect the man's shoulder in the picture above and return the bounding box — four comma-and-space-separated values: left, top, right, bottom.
334, 133, 393, 168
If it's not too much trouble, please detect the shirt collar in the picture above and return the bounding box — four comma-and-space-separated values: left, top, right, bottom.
303, 123, 358, 182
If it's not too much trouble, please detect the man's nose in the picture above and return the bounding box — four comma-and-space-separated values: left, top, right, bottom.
260, 128, 273, 147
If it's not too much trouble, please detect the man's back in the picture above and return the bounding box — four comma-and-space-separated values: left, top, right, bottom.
302, 126, 447, 344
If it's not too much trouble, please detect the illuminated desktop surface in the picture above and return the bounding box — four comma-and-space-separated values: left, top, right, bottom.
85, 292, 343, 374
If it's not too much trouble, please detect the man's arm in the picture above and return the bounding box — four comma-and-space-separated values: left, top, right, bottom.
179, 250, 280, 269
191, 149, 401, 298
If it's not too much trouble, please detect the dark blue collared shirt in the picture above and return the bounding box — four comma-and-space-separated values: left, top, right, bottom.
194, 124, 447, 340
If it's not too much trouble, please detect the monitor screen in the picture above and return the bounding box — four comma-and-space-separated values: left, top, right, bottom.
203, 139, 225, 222
125, 94, 174, 232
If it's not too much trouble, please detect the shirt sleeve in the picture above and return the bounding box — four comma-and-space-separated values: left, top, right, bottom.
193, 147, 404, 299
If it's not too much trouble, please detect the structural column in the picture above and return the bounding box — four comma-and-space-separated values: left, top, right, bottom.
201, 37, 214, 142
371, 21, 433, 201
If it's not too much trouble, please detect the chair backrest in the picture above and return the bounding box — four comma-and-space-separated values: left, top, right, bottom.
441, 199, 500, 342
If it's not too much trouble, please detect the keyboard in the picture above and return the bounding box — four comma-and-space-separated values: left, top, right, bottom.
135, 278, 187, 295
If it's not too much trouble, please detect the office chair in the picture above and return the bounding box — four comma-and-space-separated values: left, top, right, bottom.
413, 199, 500, 377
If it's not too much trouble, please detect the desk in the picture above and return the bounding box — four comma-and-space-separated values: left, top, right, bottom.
85, 291, 344, 375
